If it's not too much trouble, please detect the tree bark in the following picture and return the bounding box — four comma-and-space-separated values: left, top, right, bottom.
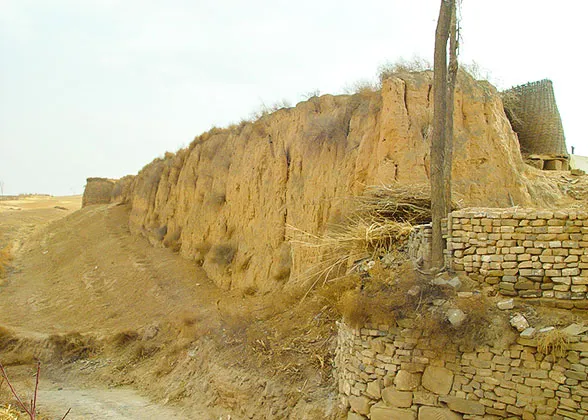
431, 0, 453, 269
444, 3, 458, 215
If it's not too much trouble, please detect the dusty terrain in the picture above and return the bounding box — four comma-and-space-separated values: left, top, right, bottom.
0, 195, 341, 419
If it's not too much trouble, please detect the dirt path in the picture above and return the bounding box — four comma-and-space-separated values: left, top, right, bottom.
37, 385, 195, 420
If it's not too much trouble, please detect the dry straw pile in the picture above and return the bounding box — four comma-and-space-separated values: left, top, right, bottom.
290, 183, 452, 293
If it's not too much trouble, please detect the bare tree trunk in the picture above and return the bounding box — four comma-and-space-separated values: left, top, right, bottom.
431, 0, 453, 270
444, 3, 458, 216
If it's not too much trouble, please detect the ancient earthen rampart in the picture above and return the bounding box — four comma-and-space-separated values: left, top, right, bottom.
117, 73, 548, 292
82, 177, 115, 207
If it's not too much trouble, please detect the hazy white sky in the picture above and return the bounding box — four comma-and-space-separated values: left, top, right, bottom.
1, 0, 586, 195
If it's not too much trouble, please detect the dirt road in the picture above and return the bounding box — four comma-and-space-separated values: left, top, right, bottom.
0, 196, 222, 419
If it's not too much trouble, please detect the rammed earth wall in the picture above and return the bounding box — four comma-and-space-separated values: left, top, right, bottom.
448, 208, 588, 306
336, 321, 588, 420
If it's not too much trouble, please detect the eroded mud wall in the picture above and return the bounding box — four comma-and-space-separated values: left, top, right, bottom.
125, 73, 541, 291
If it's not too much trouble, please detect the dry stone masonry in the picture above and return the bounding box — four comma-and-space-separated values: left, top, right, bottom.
336, 320, 588, 420
448, 208, 588, 306
408, 223, 433, 270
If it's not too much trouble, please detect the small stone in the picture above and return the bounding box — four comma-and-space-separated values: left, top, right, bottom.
349, 395, 371, 415
366, 379, 382, 399
394, 370, 421, 391
440, 396, 485, 415
422, 366, 454, 395
381, 388, 413, 408
418, 406, 461, 420
446, 308, 467, 327
347, 412, 367, 420
520, 327, 536, 338
371, 403, 416, 420
510, 313, 530, 332
497, 298, 514, 310
447, 277, 462, 289
561, 323, 588, 336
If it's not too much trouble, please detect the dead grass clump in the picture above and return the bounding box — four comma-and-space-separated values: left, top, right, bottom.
111, 331, 139, 349
174, 313, 211, 342
420, 295, 511, 351
357, 183, 461, 224
306, 115, 348, 144
163, 228, 182, 252
49, 333, 97, 362
130, 342, 159, 362
210, 244, 236, 266
0, 327, 16, 352
251, 100, 291, 121
344, 80, 379, 96
290, 216, 413, 294
452, 297, 494, 345
0, 246, 13, 279
378, 57, 432, 82
337, 265, 446, 329
537, 329, 570, 358
0, 404, 20, 420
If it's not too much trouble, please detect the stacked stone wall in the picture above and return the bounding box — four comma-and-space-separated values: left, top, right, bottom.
336, 321, 588, 420
408, 223, 433, 269
448, 208, 588, 306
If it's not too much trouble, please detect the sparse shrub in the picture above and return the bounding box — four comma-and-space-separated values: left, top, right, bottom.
378, 57, 432, 82
111, 331, 139, 348
537, 329, 570, 358
460, 61, 492, 82
251, 100, 291, 122
130, 342, 159, 361
0, 327, 16, 351
306, 115, 347, 144
210, 244, 236, 266
163, 228, 182, 253
48, 333, 97, 362
337, 265, 439, 329
194, 242, 211, 265
302, 89, 320, 100
344, 80, 379, 96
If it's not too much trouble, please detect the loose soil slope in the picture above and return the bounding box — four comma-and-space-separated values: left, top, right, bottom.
0, 197, 341, 419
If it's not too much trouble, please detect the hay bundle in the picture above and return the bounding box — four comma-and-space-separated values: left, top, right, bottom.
289, 183, 461, 292
356, 183, 461, 224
